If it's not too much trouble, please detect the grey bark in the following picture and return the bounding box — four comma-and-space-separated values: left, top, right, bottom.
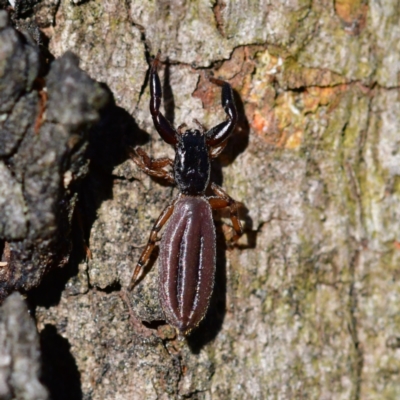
1, 0, 400, 399
0, 292, 48, 400
0, 10, 108, 301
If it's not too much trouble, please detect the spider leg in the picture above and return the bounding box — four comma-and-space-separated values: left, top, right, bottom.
209, 140, 227, 159
130, 147, 175, 184
128, 196, 178, 290
150, 52, 178, 145
208, 182, 242, 242
206, 78, 238, 147
177, 123, 188, 134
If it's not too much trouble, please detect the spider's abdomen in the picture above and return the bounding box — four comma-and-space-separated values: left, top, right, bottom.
174, 130, 210, 195
159, 196, 216, 333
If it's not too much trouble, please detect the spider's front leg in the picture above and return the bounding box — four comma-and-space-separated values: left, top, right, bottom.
129, 147, 174, 184
206, 78, 238, 146
150, 52, 178, 145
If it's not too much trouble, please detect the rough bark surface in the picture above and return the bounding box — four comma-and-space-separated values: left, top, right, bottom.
1, 0, 400, 399
0, 10, 109, 302
0, 292, 48, 400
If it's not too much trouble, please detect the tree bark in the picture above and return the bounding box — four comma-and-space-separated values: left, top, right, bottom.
1, 0, 400, 398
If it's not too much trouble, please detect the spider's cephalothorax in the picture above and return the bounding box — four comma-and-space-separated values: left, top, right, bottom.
129, 52, 243, 334
174, 129, 210, 195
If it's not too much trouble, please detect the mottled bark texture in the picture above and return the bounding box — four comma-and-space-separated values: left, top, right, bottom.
1, 0, 400, 399
0, 292, 48, 400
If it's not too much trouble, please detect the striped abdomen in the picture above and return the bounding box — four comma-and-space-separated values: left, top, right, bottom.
159, 197, 216, 334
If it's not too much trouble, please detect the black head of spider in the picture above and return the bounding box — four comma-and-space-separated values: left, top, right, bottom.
174, 129, 210, 196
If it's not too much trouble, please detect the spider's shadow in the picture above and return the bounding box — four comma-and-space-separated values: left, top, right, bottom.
185, 70, 251, 351
79, 83, 149, 248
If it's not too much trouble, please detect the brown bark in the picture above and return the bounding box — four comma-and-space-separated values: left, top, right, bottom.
1, 0, 400, 398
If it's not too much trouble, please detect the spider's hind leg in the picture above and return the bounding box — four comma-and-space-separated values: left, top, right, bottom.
128, 196, 178, 290
208, 182, 242, 242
